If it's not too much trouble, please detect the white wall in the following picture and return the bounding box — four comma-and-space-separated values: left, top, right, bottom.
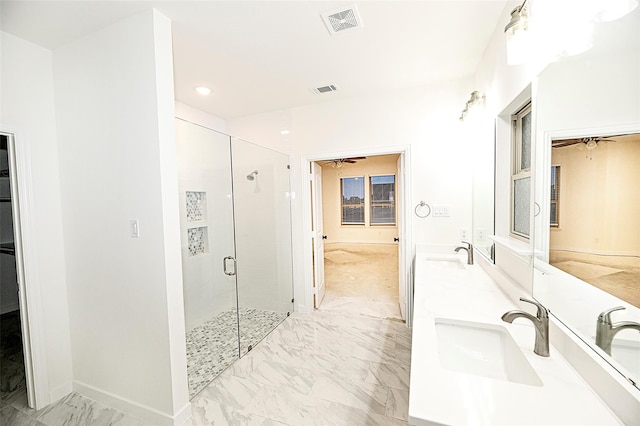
228, 80, 475, 313
53, 10, 189, 425
0, 31, 73, 405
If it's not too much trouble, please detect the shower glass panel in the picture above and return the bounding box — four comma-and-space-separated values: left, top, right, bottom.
175, 119, 240, 398
231, 137, 294, 355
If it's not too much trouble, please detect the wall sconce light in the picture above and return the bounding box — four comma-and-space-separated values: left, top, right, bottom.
511, 0, 638, 67
459, 91, 485, 121
504, 0, 529, 65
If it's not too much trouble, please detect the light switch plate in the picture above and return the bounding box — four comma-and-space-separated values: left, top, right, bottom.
432, 205, 450, 217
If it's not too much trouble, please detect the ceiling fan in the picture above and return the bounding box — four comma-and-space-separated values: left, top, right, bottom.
552, 136, 618, 149
320, 157, 367, 168
552, 136, 619, 159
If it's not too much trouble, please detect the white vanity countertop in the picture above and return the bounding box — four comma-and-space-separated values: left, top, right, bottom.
409, 250, 622, 425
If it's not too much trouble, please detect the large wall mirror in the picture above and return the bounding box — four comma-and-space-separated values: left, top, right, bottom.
533, 6, 640, 390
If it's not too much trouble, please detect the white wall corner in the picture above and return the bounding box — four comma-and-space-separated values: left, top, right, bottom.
174, 101, 227, 133
152, 9, 191, 417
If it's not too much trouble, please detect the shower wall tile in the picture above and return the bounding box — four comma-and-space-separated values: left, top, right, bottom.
188, 227, 208, 256
186, 191, 207, 222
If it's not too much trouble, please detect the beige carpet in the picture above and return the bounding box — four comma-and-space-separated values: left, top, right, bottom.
550, 250, 640, 308
318, 243, 402, 320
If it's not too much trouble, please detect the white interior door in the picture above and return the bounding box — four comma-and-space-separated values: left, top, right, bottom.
311, 162, 325, 308
397, 155, 407, 321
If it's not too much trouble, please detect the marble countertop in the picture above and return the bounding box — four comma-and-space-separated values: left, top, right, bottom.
408, 250, 621, 425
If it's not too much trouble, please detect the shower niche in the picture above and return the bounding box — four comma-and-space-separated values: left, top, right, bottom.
175, 119, 294, 398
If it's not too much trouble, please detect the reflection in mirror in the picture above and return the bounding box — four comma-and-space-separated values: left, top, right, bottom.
549, 133, 640, 309
470, 111, 495, 262
533, 6, 640, 390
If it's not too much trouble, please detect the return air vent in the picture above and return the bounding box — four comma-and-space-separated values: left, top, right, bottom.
321, 5, 363, 35
311, 84, 338, 95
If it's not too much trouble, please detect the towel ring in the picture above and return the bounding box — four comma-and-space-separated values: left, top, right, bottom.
414, 201, 431, 218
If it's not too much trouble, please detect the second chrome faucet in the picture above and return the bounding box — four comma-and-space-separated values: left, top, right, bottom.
595, 306, 640, 355
502, 297, 550, 357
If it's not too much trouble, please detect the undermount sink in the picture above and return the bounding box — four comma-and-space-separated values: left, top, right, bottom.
424, 258, 465, 270
435, 318, 543, 386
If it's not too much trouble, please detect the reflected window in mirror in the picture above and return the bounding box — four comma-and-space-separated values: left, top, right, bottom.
511, 102, 532, 240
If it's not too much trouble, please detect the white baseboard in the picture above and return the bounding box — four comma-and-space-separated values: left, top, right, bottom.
296, 304, 312, 314
73, 380, 192, 425
48, 381, 73, 407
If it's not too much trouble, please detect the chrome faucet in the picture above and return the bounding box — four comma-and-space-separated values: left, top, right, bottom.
502, 297, 550, 357
595, 306, 640, 356
454, 241, 473, 265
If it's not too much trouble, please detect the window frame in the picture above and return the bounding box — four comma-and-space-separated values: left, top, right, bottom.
369, 174, 396, 226
510, 101, 532, 240
340, 176, 365, 225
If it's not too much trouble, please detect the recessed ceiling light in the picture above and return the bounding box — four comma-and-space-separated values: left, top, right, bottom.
195, 86, 212, 95
280, 130, 290, 135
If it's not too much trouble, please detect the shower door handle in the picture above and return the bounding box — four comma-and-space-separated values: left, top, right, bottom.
223, 256, 237, 276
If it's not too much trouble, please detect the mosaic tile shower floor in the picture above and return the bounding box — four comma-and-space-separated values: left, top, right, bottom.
186, 307, 289, 398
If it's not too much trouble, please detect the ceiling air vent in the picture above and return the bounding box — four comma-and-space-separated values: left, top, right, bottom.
321, 5, 363, 36
311, 84, 338, 95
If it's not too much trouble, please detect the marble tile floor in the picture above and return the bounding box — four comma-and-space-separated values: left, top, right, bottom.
0, 311, 411, 426
320, 244, 401, 320
0, 309, 411, 425
0, 389, 148, 426
187, 308, 289, 398
1, 282, 409, 424
187, 309, 412, 425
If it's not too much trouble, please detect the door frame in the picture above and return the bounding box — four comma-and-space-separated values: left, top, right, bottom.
310, 161, 325, 309
0, 128, 48, 408
302, 145, 413, 324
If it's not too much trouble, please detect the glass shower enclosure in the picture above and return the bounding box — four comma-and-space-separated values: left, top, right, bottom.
175, 119, 294, 398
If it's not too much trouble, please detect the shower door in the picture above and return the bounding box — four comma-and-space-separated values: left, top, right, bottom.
175, 119, 239, 398
231, 138, 294, 355
176, 119, 294, 398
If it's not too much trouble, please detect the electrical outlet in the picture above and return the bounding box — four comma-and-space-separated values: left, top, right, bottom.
478, 228, 486, 241
460, 228, 468, 240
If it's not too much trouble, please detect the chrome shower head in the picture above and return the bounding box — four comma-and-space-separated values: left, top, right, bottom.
246, 170, 258, 181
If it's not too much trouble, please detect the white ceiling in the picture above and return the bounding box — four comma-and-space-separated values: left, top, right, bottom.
1, 1, 508, 119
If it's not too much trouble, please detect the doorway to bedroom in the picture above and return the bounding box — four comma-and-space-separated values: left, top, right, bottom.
310, 153, 404, 321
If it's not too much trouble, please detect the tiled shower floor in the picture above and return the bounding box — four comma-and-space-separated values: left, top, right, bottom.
186, 307, 289, 398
